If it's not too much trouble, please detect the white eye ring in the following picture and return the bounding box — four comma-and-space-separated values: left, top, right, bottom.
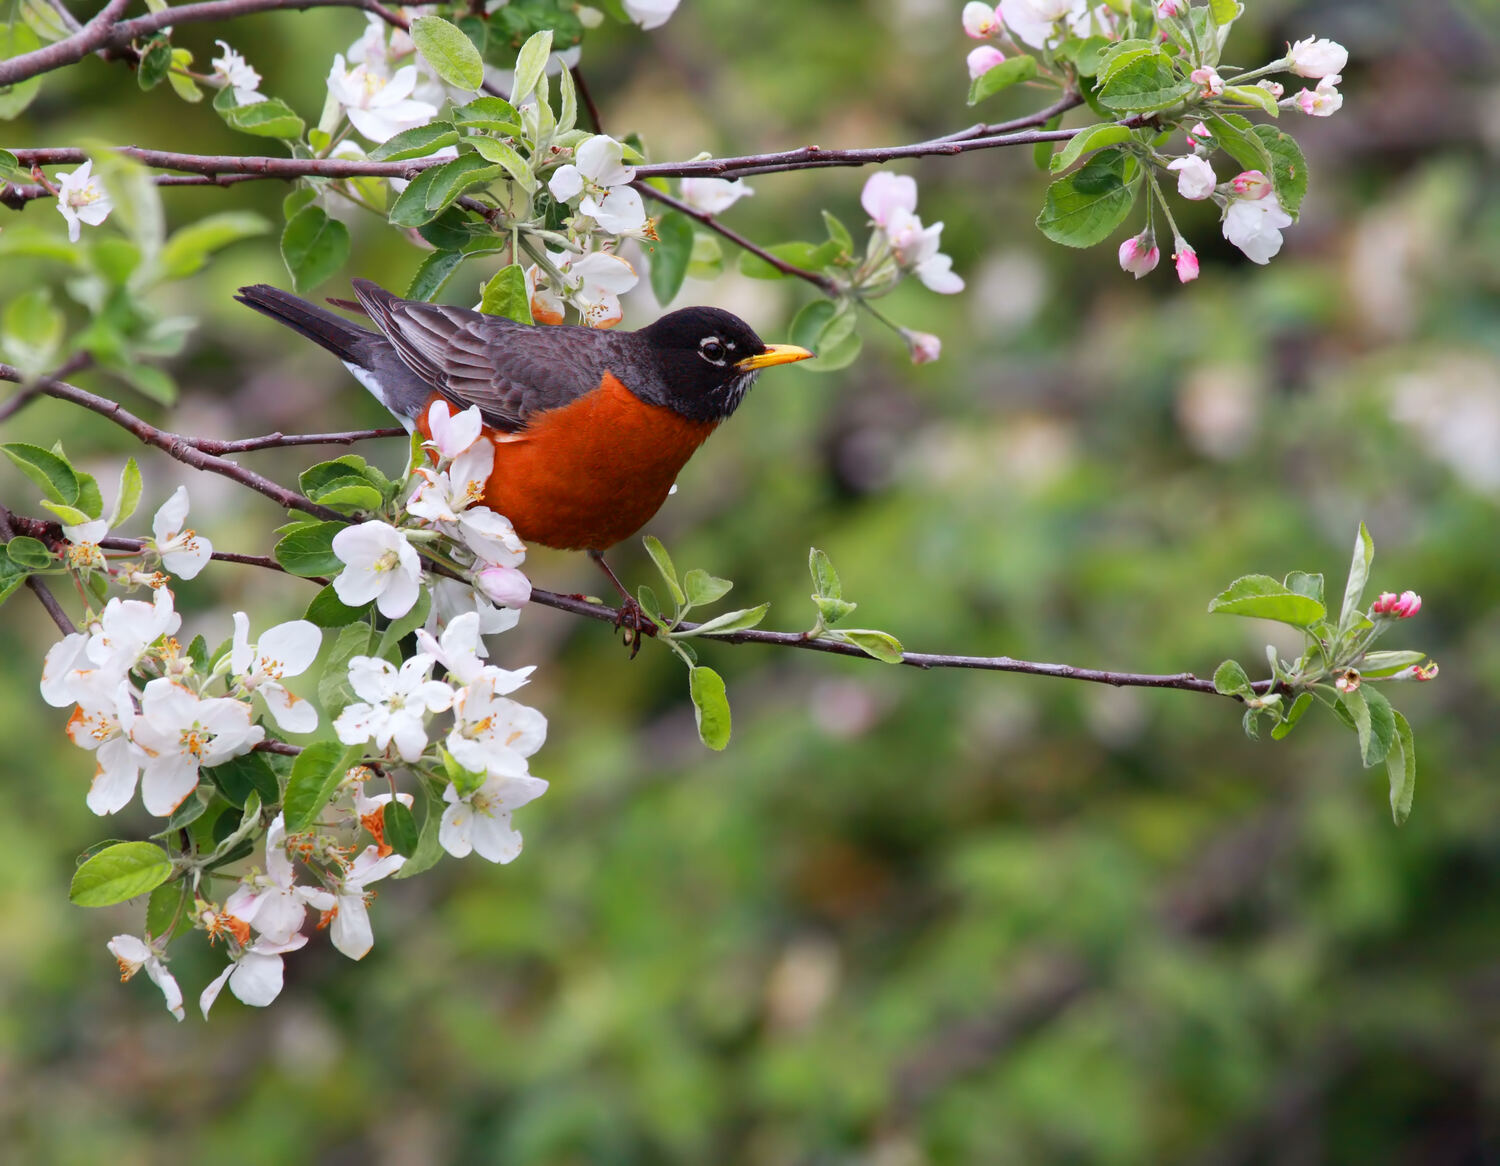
699, 336, 727, 365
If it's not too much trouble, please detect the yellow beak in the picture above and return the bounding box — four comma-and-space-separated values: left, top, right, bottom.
735, 344, 815, 371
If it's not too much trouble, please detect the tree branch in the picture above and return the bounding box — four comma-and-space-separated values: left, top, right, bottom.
0, 504, 75, 634
0, 0, 131, 88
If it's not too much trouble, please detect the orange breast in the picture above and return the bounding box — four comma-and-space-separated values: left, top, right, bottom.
419, 374, 718, 551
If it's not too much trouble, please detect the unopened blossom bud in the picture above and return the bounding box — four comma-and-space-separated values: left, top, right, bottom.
1117, 230, 1159, 279
962, 1, 1000, 38
1372, 590, 1421, 618
1174, 242, 1199, 283
967, 45, 1006, 79
903, 330, 943, 364
1231, 170, 1272, 199
1258, 79, 1285, 99
1187, 122, 1213, 148
476, 564, 532, 608
1413, 661, 1439, 681
1189, 66, 1224, 97
1285, 35, 1348, 79
1294, 75, 1343, 117
1167, 154, 1217, 200
1155, 0, 1182, 18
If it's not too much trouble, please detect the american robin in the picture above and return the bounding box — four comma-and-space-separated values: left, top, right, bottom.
235, 279, 813, 616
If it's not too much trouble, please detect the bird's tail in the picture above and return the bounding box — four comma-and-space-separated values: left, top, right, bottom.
234, 283, 380, 365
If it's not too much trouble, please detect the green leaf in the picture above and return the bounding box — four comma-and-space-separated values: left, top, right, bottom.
649, 212, 695, 306
643, 535, 684, 607
1360, 687, 1397, 768
38, 500, 92, 526
1338, 687, 1387, 770
1036, 149, 1140, 248
19, 0, 71, 42
479, 264, 534, 323
0, 26, 44, 120
1387, 710, 1416, 825
406, 249, 466, 302
388, 167, 450, 227
305, 583, 372, 628
809, 547, 841, 599
814, 595, 857, 625
1222, 84, 1279, 117
281, 206, 350, 294
3, 536, 52, 569
105, 457, 142, 529
218, 93, 305, 139
1271, 691, 1313, 740
451, 96, 522, 132
674, 603, 770, 638
441, 748, 487, 798
369, 122, 460, 161
689, 666, 731, 751
1208, 574, 1326, 627
1208, 0, 1242, 25
468, 137, 538, 192
204, 751, 282, 807
739, 240, 842, 280
1049, 124, 1135, 173
306, 475, 385, 512
837, 629, 906, 664
378, 587, 432, 658
137, 34, 173, 90
395, 781, 446, 878
145, 880, 187, 940
2, 442, 79, 506
1251, 125, 1308, 216
70, 841, 173, 907
635, 583, 665, 627
159, 211, 270, 279
966, 54, 1039, 105
0, 556, 31, 605
821, 209, 854, 253
273, 520, 346, 577
1096, 52, 1196, 112
411, 15, 485, 91
423, 155, 503, 213
299, 455, 386, 497
1212, 658, 1253, 697
319, 622, 377, 714
2, 287, 64, 374
1207, 112, 1275, 179
1360, 650, 1429, 678
1093, 39, 1160, 88
683, 568, 732, 607
284, 742, 360, 832
1284, 570, 1324, 606
383, 799, 419, 857
511, 28, 553, 102
1337, 522, 1374, 634
167, 48, 202, 103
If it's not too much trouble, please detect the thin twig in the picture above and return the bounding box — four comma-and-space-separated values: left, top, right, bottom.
188, 427, 407, 454
0, 0, 131, 88
570, 66, 605, 134
0, 504, 75, 634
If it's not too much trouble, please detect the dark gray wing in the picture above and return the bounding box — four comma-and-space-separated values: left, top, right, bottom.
350, 278, 630, 432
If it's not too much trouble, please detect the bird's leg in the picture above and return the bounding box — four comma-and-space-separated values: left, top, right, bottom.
587, 549, 657, 656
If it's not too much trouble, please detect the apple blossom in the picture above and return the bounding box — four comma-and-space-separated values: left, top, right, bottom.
211, 40, 266, 105
1231, 170, 1272, 199
476, 564, 532, 608
348, 778, 414, 856
324, 844, 405, 960
962, 2, 1000, 38
967, 46, 1007, 79
1155, 0, 1181, 17
333, 653, 454, 762
83, 585, 181, 679
108, 934, 184, 1021
65, 671, 145, 815
549, 135, 640, 233
1189, 66, 1224, 97
61, 516, 109, 571
526, 249, 639, 329
331, 520, 424, 618
439, 772, 549, 863
1286, 35, 1348, 79
678, 177, 754, 215
229, 613, 322, 733
53, 160, 113, 243
1222, 194, 1294, 264
446, 669, 547, 776
414, 610, 531, 686
861, 171, 917, 228
424, 399, 485, 460
999, 0, 1086, 49
1118, 230, 1159, 279
902, 330, 943, 365
40, 632, 90, 708
1294, 75, 1343, 117
225, 816, 335, 944
129, 679, 264, 815
1174, 242, 1200, 283
325, 54, 438, 143
150, 485, 213, 580
1372, 590, 1422, 618
426, 577, 522, 639
1167, 155, 1217, 200
200, 932, 308, 1016
623, 0, 680, 31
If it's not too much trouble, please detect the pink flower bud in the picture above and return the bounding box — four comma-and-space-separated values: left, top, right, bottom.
1231, 169, 1272, 199
1258, 79, 1285, 99
476, 564, 532, 608
962, 1, 1000, 38
1371, 591, 1398, 614
1189, 66, 1224, 97
1372, 590, 1422, 618
1294, 75, 1343, 117
1286, 35, 1348, 79
1117, 230, 1159, 279
967, 45, 1006, 79
1187, 122, 1212, 148
1174, 243, 1199, 283
1413, 661, 1439, 681
1155, 0, 1182, 17
904, 330, 942, 364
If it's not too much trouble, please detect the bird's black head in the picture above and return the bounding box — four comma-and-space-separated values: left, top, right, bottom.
635, 306, 813, 423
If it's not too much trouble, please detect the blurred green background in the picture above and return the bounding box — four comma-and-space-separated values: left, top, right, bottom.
3, 0, 1500, 1161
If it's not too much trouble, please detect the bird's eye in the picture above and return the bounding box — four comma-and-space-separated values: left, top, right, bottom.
699, 337, 727, 365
